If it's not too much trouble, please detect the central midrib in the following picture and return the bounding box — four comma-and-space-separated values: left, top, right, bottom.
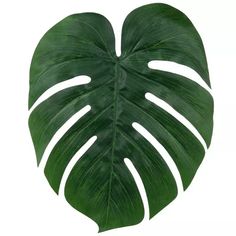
105, 61, 121, 225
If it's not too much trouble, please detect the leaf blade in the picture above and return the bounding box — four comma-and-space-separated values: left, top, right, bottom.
29, 3, 213, 232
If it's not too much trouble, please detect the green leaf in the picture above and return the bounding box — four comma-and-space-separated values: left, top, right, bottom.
28, 3, 213, 232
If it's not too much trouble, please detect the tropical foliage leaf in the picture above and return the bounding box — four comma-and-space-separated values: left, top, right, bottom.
29, 3, 213, 232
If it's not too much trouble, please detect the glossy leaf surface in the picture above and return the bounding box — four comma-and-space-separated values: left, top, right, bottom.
29, 3, 213, 232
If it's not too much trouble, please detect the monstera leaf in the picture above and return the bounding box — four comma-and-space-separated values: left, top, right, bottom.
29, 3, 213, 232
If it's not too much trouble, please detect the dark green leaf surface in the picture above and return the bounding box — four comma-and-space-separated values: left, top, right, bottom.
29, 3, 213, 232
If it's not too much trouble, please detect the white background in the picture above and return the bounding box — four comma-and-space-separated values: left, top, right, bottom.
1, 0, 236, 235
